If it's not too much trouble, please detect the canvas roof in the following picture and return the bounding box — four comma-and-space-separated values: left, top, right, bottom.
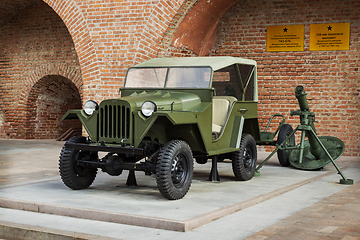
131, 57, 257, 71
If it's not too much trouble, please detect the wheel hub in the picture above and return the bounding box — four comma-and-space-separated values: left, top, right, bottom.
74, 151, 92, 177
171, 155, 186, 185
243, 147, 253, 171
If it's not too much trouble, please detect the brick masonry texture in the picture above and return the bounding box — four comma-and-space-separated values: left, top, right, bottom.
208, 0, 360, 156
0, 0, 358, 156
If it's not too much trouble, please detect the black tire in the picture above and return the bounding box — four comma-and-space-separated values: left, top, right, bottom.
231, 134, 257, 181
156, 140, 194, 200
59, 136, 97, 190
276, 124, 295, 167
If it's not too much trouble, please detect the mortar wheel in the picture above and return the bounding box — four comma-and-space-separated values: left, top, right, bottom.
289, 136, 345, 170
277, 124, 295, 167
156, 140, 194, 200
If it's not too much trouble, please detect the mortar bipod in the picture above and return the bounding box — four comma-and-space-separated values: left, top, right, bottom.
255, 86, 353, 185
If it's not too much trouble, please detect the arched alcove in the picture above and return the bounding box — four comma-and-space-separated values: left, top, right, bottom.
25, 75, 82, 139
0, 0, 84, 138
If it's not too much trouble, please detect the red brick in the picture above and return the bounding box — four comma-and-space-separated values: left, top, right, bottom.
0, 0, 359, 156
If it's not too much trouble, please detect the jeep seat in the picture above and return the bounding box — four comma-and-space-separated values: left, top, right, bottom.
212, 96, 237, 136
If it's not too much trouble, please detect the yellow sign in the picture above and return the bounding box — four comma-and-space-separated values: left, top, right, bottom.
310, 23, 350, 51
267, 25, 304, 52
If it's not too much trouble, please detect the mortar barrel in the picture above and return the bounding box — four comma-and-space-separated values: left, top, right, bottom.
294, 86, 324, 159
295, 85, 309, 111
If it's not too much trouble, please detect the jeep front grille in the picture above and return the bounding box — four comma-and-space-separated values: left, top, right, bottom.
99, 104, 131, 140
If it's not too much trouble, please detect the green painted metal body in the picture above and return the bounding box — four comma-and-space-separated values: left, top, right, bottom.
62, 57, 261, 160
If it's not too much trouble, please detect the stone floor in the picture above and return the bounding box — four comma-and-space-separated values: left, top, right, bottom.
0, 139, 359, 240
246, 181, 360, 240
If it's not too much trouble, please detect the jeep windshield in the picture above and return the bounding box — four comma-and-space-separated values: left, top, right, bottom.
125, 67, 212, 88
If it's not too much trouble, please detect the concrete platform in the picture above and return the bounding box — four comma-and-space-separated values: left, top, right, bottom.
0, 139, 359, 239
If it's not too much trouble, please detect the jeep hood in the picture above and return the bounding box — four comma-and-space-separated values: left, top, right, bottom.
104, 90, 202, 112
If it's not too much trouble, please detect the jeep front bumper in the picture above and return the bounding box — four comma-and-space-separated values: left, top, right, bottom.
64, 142, 144, 157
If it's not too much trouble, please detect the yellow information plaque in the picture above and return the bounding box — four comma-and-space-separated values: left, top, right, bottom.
266, 25, 304, 52
310, 23, 350, 51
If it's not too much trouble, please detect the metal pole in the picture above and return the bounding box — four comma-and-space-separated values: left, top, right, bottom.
209, 155, 220, 181
298, 131, 306, 164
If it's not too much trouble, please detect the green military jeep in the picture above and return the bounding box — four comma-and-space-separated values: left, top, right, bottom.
60, 57, 262, 200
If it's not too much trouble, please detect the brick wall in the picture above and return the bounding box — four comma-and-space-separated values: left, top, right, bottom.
160, 0, 359, 156
53, 0, 186, 101
206, 0, 359, 156
0, 1, 82, 138
0, 0, 358, 155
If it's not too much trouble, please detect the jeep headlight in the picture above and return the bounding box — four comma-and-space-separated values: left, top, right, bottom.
84, 100, 98, 116
141, 101, 157, 117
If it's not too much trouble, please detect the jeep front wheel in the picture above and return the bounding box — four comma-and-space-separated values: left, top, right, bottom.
156, 140, 194, 200
59, 136, 97, 190
231, 134, 257, 181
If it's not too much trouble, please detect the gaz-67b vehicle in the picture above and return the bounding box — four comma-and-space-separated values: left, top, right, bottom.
60, 57, 267, 200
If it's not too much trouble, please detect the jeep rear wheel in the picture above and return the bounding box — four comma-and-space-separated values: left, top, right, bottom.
232, 134, 257, 181
59, 136, 97, 190
156, 140, 194, 200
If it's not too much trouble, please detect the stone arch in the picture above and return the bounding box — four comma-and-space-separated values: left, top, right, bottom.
42, 0, 100, 96
0, 0, 87, 139
156, 0, 199, 57
19, 63, 83, 106
134, 0, 193, 62
24, 74, 82, 139
17, 63, 83, 139
156, 0, 240, 57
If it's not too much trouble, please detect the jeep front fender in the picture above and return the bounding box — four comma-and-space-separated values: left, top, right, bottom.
61, 110, 98, 141
133, 111, 200, 147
